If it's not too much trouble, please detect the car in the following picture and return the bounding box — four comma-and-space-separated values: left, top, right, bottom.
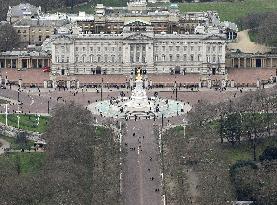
42, 66, 51, 72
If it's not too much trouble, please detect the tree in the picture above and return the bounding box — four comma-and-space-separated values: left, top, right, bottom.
0, 23, 19, 51
221, 113, 242, 145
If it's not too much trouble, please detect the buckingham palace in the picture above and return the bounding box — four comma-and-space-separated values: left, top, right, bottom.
51, 21, 226, 76
49, 0, 229, 76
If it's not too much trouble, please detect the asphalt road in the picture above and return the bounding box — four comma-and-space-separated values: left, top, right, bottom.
122, 120, 162, 205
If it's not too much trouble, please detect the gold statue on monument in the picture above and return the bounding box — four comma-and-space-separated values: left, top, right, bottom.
135, 67, 142, 81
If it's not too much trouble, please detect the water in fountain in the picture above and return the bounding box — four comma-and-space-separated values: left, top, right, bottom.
87, 76, 191, 119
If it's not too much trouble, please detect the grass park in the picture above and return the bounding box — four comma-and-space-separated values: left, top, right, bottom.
162, 123, 277, 204
53, 0, 277, 23
0, 152, 46, 174
179, 0, 277, 22
0, 114, 49, 133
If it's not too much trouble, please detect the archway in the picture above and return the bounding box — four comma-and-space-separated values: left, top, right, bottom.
96, 66, 101, 74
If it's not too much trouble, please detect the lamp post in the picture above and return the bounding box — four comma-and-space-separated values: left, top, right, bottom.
174, 81, 178, 100
17, 88, 20, 102
17, 115, 20, 129
4, 104, 8, 126
47, 100, 50, 114
101, 77, 103, 101
37, 114, 40, 126
183, 118, 188, 138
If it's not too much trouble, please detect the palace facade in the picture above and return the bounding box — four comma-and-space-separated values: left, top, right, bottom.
51, 22, 226, 75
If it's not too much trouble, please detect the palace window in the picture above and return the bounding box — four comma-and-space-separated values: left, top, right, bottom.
183, 46, 187, 51
176, 54, 180, 61
97, 56, 101, 62
169, 46, 173, 51
198, 55, 201, 61
176, 46, 180, 51
111, 55, 115, 63
76, 47, 78, 51
142, 45, 146, 52
190, 54, 194, 61
90, 47, 93, 52
162, 55, 165, 61
213, 55, 216, 63
75, 56, 79, 63
142, 56, 145, 63
155, 55, 158, 61
104, 55, 108, 62
169, 55, 173, 61
183, 54, 187, 61
162, 46, 165, 52
83, 47, 85, 52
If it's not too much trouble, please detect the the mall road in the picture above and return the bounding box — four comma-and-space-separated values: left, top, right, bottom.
122, 119, 162, 205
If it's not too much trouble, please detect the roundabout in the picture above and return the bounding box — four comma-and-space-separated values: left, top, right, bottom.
87, 68, 192, 119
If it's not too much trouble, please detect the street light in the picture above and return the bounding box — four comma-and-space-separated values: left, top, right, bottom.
2, 104, 8, 126
101, 77, 103, 101
17, 88, 20, 102
17, 115, 20, 129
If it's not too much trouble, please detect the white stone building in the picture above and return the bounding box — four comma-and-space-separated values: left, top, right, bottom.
51, 21, 226, 76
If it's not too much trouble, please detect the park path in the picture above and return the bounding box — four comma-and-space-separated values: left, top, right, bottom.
0, 138, 10, 155
122, 120, 162, 205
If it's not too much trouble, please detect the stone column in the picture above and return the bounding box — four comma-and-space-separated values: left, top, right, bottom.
261, 59, 264, 68
53, 80, 57, 89
238, 58, 240, 68
244, 58, 246, 68
18, 79, 22, 88
257, 79, 260, 88
271, 58, 273, 68
144, 79, 148, 88
207, 79, 212, 88
232, 58, 234, 68
4, 77, 8, 86
36, 59, 39, 68
230, 80, 235, 88
221, 79, 226, 88
66, 80, 71, 89
198, 81, 202, 88
43, 80, 48, 88
76, 80, 80, 89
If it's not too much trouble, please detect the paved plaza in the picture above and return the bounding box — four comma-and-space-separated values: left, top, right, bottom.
0, 77, 275, 205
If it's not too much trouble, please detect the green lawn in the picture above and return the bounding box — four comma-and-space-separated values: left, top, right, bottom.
50, 0, 277, 22
0, 134, 34, 150
0, 152, 46, 174
179, 0, 277, 22
222, 136, 277, 164
0, 114, 49, 133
